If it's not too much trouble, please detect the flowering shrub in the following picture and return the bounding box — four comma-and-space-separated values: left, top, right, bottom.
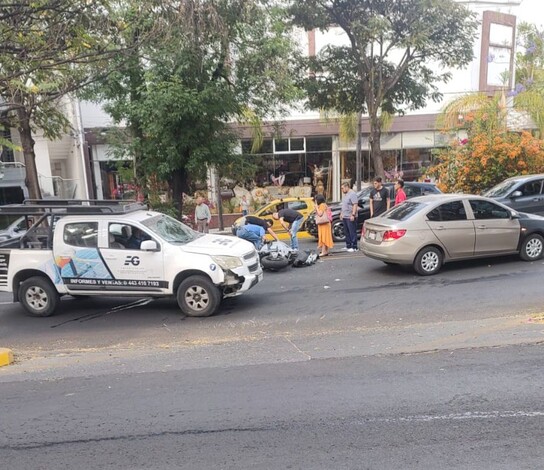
431, 131, 544, 193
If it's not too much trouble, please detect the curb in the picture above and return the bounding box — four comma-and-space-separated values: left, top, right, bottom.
0, 348, 14, 367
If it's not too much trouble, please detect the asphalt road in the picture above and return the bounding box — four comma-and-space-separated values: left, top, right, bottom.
1, 239, 544, 355
1, 344, 544, 469
1, 239, 544, 468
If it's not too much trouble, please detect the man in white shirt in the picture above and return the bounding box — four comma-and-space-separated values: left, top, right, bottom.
194, 196, 211, 233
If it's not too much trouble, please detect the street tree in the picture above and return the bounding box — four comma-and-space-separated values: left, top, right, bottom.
85, 0, 302, 216
433, 23, 544, 193
0, 0, 124, 199
290, 0, 478, 179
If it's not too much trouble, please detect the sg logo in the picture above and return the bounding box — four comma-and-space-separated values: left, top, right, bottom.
124, 256, 140, 266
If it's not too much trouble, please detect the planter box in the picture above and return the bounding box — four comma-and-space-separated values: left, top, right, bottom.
209, 213, 241, 230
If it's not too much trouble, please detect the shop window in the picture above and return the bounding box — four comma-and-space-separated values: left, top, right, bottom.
273, 138, 306, 154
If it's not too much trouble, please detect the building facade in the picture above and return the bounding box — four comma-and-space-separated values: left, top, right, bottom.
0, 1, 527, 204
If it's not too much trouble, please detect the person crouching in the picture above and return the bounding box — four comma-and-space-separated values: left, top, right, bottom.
236, 223, 266, 250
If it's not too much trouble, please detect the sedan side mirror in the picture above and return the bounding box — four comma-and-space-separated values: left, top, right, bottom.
510, 210, 520, 219
140, 240, 160, 252
510, 190, 522, 198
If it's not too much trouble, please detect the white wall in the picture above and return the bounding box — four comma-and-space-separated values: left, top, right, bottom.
79, 100, 117, 128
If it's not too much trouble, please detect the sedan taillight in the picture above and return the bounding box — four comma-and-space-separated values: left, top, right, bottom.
382, 229, 406, 241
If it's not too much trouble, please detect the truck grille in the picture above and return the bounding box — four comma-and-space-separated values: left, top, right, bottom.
0, 252, 9, 287
243, 250, 257, 261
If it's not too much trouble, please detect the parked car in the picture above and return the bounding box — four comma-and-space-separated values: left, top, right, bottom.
231, 197, 316, 240
0, 216, 27, 242
361, 194, 544, 275
399, 161, 431, 181
483, 174, 544, 216
306, 182, 441, 242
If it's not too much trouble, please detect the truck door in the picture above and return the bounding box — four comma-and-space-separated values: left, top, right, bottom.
99, 223, 165, 291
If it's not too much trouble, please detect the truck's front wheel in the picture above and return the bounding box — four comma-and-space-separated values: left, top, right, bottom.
19, 276, 59, 317
176, 275, 221, 317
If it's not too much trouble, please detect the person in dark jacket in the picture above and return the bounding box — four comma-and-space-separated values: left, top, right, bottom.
244, 215, 280, 242
272, 208, 303, 250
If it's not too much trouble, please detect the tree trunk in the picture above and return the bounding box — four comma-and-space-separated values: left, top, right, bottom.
369, 116, 384, 180
17, 109, 42, 200
215, 169, 224, 231
170, 167, 189, 220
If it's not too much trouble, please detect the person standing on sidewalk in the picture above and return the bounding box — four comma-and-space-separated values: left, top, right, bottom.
341, 182, 358, 252
195, 196, 211, 233
369, 177, 390, 218
272, 208, 303, 250
240, 195, 250, 216
394, 179, 407, 206
315, 194, 334, 257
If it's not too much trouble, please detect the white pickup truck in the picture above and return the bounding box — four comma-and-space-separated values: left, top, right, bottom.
0, 201, 263, 317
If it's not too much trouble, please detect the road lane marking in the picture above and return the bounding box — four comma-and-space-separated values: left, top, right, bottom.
364, 411, 544, 423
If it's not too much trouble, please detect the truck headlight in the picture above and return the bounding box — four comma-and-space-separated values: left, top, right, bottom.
211, 255, 243, 270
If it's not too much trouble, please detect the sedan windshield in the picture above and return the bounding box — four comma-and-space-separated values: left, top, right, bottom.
382, 201, 426, 221
142, 214, 201, 244
483, 180, 518, 197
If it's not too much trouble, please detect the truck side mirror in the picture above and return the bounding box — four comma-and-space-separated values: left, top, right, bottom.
140, 240, 159, 252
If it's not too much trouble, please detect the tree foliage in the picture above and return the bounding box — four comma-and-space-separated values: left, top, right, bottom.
290, 0, 478, 178
0, 0, 124, 199
432, 22, 544, 194
432, 92, 544, 193
431, 131, 544, 194
85, 0, 302, 214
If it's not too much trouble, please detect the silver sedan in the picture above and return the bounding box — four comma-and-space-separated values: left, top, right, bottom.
361, 194, 544, 275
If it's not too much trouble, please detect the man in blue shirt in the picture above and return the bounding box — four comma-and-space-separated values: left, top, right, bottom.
236, 223, 266, 250
341, 182, 359, 252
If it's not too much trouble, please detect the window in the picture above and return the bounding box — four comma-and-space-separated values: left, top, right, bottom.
109, 223, 152, 250
427, 201, 467, 222
469, 200, 510, 220
64, 223, 98, 248
384, 201, 425, 221
518, 180, 543, 196
288, 201, 308, 211
403, 186, 421, 198
273, 138, 306, 154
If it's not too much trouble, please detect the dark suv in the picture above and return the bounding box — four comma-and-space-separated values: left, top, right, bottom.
306, 182, 441, 242
483, 174, 544, 216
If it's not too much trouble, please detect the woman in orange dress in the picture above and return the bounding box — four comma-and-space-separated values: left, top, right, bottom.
315, 194, 334, 257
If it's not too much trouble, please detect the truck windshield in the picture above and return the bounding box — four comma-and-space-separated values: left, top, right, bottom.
142, 215, 201, 244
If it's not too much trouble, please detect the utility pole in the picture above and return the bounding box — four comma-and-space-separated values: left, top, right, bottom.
355, 111, 363, 190
215, 169, 224, 231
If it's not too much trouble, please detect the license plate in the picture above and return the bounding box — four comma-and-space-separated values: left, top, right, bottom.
368, 231, 376, 240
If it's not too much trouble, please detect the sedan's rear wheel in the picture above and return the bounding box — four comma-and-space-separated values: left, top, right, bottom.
520, 233, 544, 261
331, 220, 346, 242
413, 246, 443, 276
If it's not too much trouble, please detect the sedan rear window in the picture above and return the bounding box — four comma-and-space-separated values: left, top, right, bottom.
382, 201, 425, 221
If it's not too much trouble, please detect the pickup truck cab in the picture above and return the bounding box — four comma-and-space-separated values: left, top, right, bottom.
0, 201, 262, 317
